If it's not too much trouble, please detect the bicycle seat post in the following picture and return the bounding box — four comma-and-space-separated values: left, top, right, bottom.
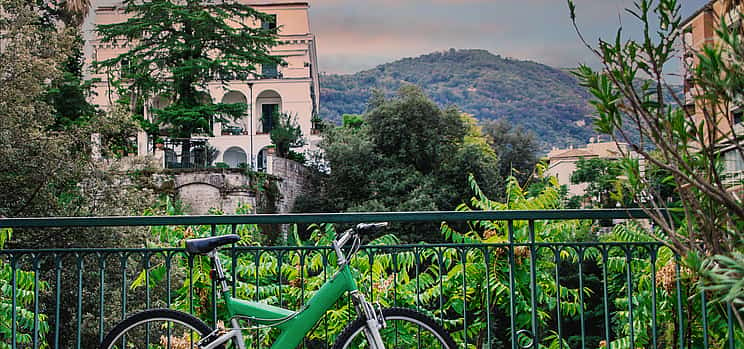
208, 249, 230, 294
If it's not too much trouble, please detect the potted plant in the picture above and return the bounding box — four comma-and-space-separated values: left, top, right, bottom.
155, 137, 165, 150
310, 113, 322, 134
128, 144, 138, 157
112, 144, 125, 159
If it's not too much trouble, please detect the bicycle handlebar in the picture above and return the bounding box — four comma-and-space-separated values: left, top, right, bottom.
354, 222, 389, 234
334, 222, 389, 265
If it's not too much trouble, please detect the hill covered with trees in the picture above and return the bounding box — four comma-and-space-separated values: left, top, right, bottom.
319, 49, 597, 151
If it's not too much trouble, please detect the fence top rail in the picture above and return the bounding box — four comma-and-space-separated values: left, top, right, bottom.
0, 240, 668, 254
0, 209, 663, 228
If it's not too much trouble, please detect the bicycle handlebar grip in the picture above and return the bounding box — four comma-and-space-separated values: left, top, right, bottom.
354, 222, 389, 234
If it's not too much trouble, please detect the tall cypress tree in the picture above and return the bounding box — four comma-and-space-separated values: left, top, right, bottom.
94, 0, 282, 159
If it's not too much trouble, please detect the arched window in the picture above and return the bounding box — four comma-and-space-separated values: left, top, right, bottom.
223, 147, 248, 168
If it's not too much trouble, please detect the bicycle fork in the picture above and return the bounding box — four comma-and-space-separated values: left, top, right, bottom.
351, 291, 387, 349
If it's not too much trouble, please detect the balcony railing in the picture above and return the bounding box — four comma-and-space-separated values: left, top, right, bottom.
0, 210, 741, 349
163, 138, 212, 169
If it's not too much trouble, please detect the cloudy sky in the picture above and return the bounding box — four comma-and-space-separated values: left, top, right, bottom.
309, 0, 710, 74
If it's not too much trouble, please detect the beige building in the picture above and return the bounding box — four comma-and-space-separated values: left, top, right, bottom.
682, 0, 744, 189
86, 0, 321, 170
545, 139, 630, 198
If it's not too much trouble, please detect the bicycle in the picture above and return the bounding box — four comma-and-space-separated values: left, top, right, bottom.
99, 222, 457, 349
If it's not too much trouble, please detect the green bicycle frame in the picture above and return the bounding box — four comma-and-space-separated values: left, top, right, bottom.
223, 264, 359, 349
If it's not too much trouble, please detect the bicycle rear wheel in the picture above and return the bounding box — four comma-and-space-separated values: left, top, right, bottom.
332, 307, 456, 349
99, 308, 218, 349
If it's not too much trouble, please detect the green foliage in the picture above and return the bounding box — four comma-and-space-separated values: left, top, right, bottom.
0, 228, 50, 349
268, 112, 305, 158
45, 33, 99, 131
599, 222, 744, 349
700, 252, 744, 318
568, 0, 744, 328
482, 118, 540, 184
341, 113, 365, 129
0, 0, 86, 217
431, 174, 591, 347
320, 49, 599, 150
286, 150, 307, 165
94, 0, 283, 138
570, 157, 633, 208
297, 86, 501, 241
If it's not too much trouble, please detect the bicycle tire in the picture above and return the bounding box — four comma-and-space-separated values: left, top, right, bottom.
99, 308, 222, 349
332, 307, 457, 349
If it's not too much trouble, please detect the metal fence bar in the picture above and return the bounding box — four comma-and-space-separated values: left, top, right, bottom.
508, 220, 517, 349
484, 246, 492, 347
32, 254, 40, 349
624, 246, 635, 349
53, 254, 61, 348
76, 255, 83, 349
10, 255, 17, 349
528, 220, 538, 349
649, 246, 658, 349
577, 246, 586, 349
675, 255, 685, 349
554, 246, 563, 349
0, 209, 657, 227
602, 246, 611, 349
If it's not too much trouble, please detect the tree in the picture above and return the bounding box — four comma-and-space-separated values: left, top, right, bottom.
567, 0, 744, 327
269, 112, 305, 158
570, 157, 633, 208
342, 113, 365, 130
94, 0, 282, 147
481, 118, 540, 184
45, 34, 99, 130
27, 1, 101, 132
0, 0, 83, 217
295, 85, 501, 241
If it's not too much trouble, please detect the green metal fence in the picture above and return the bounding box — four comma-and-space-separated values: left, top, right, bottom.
0, 210, 741, 348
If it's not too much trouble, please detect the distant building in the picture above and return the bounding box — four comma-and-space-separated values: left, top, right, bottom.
681, 0, 744, 190
545, 138, 630, 198
86, 0, 321, 170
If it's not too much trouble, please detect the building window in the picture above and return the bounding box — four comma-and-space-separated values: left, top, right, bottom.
262, 63, 278, 78
723, 148, 744, 186
262, 14, 277, 30
684, 103, 696, 115
261, 104, 278, 133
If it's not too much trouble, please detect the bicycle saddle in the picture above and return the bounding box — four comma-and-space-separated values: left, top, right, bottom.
185, 234, 240, 254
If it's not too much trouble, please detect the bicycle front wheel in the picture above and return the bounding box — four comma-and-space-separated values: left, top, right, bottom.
332, 307, 457, 349
99, 308, 219, 349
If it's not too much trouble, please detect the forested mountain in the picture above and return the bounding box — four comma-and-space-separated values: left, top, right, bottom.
319, 49, 597, 151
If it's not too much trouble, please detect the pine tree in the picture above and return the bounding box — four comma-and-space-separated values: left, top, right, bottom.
94, 0, 282, 163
